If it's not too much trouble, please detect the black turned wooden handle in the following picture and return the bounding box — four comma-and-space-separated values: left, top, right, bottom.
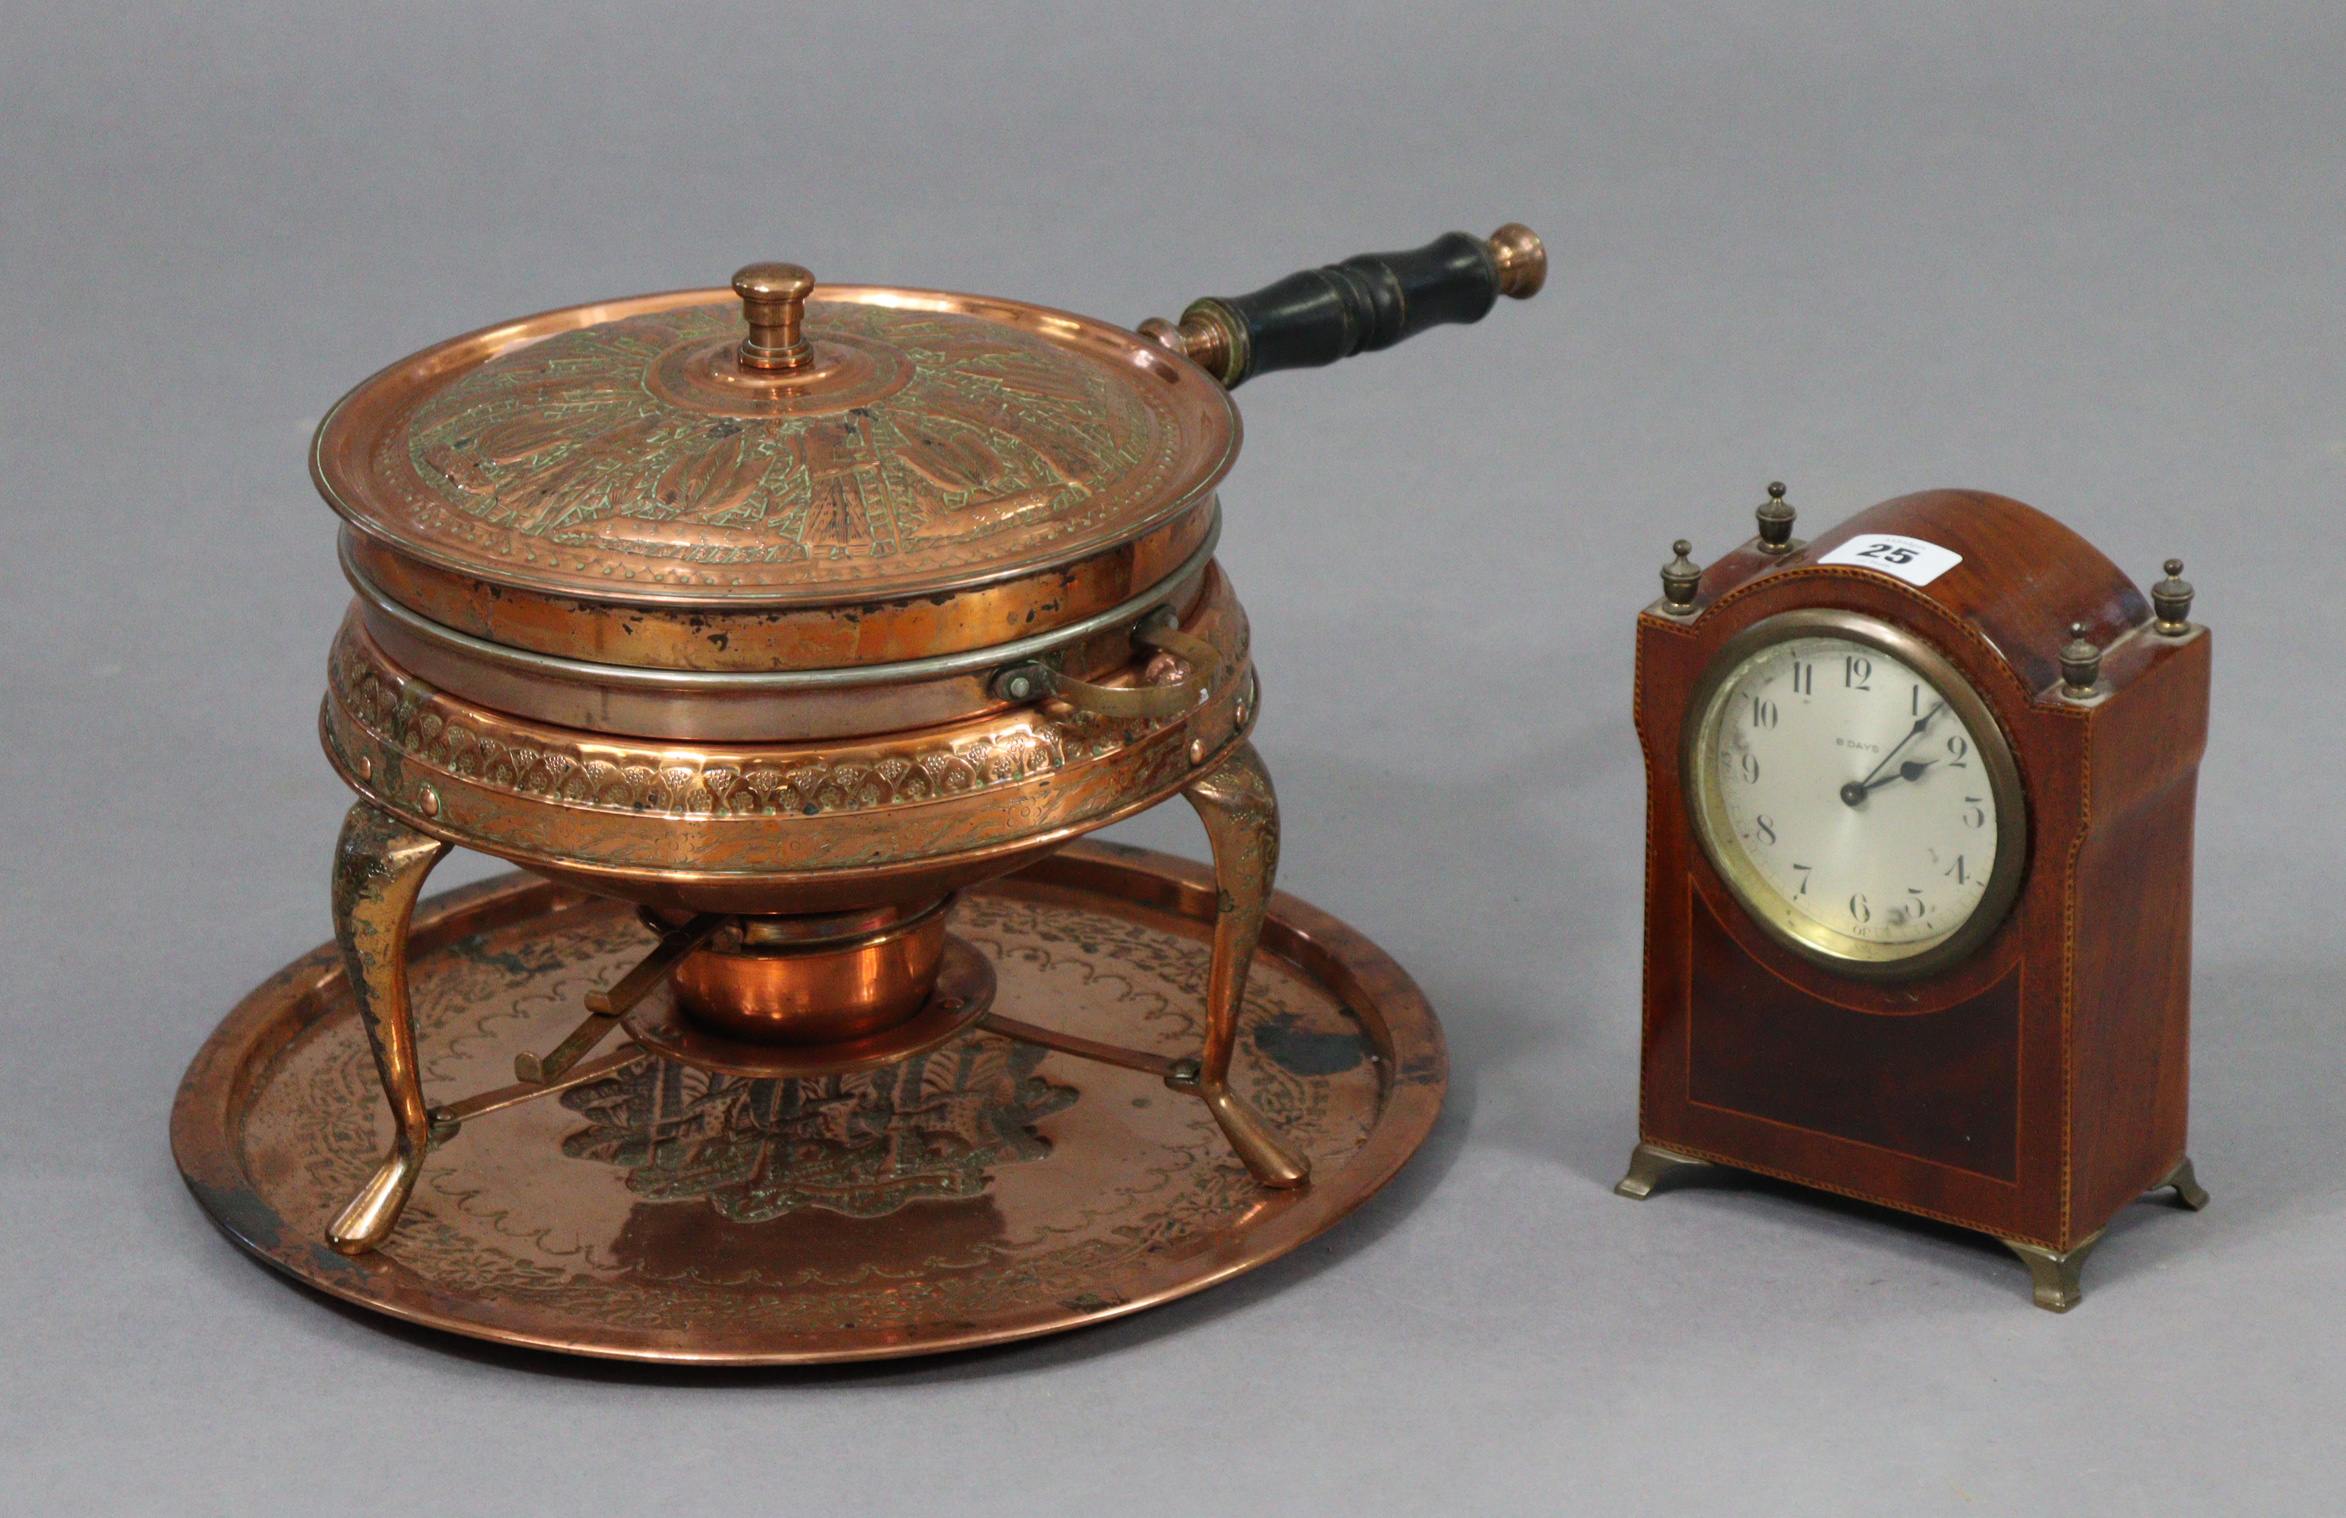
1144, 224, 1545, 388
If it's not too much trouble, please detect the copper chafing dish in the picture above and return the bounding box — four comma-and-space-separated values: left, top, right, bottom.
305, 226, 1545, 1255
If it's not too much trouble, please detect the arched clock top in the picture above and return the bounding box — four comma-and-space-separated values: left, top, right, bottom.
1785, 490, 2150, 695
1656, 490, 2155, 698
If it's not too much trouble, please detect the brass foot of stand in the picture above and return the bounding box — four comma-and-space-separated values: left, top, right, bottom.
1614, 1141, 1713, 1199
325, 801, 451, 1256
1178, 739, 1311, 1189
1161, 1058, 1311, 1188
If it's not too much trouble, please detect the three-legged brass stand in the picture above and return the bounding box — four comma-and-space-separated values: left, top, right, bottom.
323, 738, 1311, 1255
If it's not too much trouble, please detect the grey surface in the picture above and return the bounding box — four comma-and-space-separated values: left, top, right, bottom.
3, 4, 2340, 1512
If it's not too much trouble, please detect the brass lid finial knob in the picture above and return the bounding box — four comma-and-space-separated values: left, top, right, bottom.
733, 262, 815, 371
2152, 558, 2195, 635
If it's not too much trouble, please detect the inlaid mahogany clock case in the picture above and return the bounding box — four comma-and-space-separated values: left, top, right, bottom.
1629, 490, 2209, 1272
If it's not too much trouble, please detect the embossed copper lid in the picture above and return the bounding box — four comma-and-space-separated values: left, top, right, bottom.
315, 264, 1239, 673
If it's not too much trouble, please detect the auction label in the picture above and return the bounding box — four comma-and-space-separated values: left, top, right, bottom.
1817, 533, 1963, 588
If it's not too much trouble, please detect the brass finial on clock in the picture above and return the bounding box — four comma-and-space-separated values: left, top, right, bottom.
1660, 540, 1702, 615
733, 262, 816, 371
2058, 622, 2103, 699
1754, 481, 1798, 554
2152, 559, 2196, 635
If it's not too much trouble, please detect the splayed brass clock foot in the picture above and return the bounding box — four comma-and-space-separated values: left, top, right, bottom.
2003, 1230, 2106, 1313
1180, 740, 1311, 1189
2152, 1155, 2211, 1211
324, 801, 451, 1256
2004, 1158, 2208, 1312
1614, 1141, 1714, 1199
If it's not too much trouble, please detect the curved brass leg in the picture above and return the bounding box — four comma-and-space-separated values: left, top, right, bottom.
1179, 740, 1310, 1189
1614, 1141, 1713, 1199
2003, 1229, 2106, 1313
325, 801, 451, 1256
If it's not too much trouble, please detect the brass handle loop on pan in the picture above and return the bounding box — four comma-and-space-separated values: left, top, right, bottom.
991, 607, 1220, 719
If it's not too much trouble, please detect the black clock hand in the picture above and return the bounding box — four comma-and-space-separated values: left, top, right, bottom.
1863, 758, 1936, 793
1857, 701, 1946, 787
1842, 702, 1946, 807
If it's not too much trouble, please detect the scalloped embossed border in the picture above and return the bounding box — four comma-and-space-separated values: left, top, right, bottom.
324, 614, 1251, 825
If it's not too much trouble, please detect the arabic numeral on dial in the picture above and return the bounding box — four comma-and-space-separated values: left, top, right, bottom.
1754, 814, 1776, 845
1947, 734, 1970, 767
1844, 656, 1872, 690
1793, 864, 1812, 896
1849, 892, 1871, 924
1791, 662, 1814, 695
1749, 696, 1778, 730
1962, 798, 1987, 829
1944, 854, 1968, 884
1739, 751, 1761, 784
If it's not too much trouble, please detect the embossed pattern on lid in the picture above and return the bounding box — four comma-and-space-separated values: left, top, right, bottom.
314, 283, 1239, 612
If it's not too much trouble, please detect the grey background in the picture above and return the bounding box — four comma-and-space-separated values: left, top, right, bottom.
3, 3, 2340, 1513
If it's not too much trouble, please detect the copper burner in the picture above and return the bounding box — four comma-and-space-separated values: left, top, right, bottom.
667, 898, 953, 1045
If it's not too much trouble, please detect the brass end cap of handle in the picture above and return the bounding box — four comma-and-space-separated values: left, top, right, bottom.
1487, 223, 1546, 299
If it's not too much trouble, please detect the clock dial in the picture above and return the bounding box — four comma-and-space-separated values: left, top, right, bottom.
1693, 628, 2010, 967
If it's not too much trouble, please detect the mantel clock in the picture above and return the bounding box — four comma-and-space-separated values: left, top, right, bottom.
1619, 485, 2211, 1311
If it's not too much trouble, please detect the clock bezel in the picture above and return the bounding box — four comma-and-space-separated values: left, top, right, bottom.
1682, 607, 2029, 982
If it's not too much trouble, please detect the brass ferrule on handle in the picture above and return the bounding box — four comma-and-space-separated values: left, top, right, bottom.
1138, 309, 1242, 385
734, 261, 816, 371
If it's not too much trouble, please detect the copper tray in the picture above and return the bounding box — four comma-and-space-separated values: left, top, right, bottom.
173, 843, 1445, 1364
